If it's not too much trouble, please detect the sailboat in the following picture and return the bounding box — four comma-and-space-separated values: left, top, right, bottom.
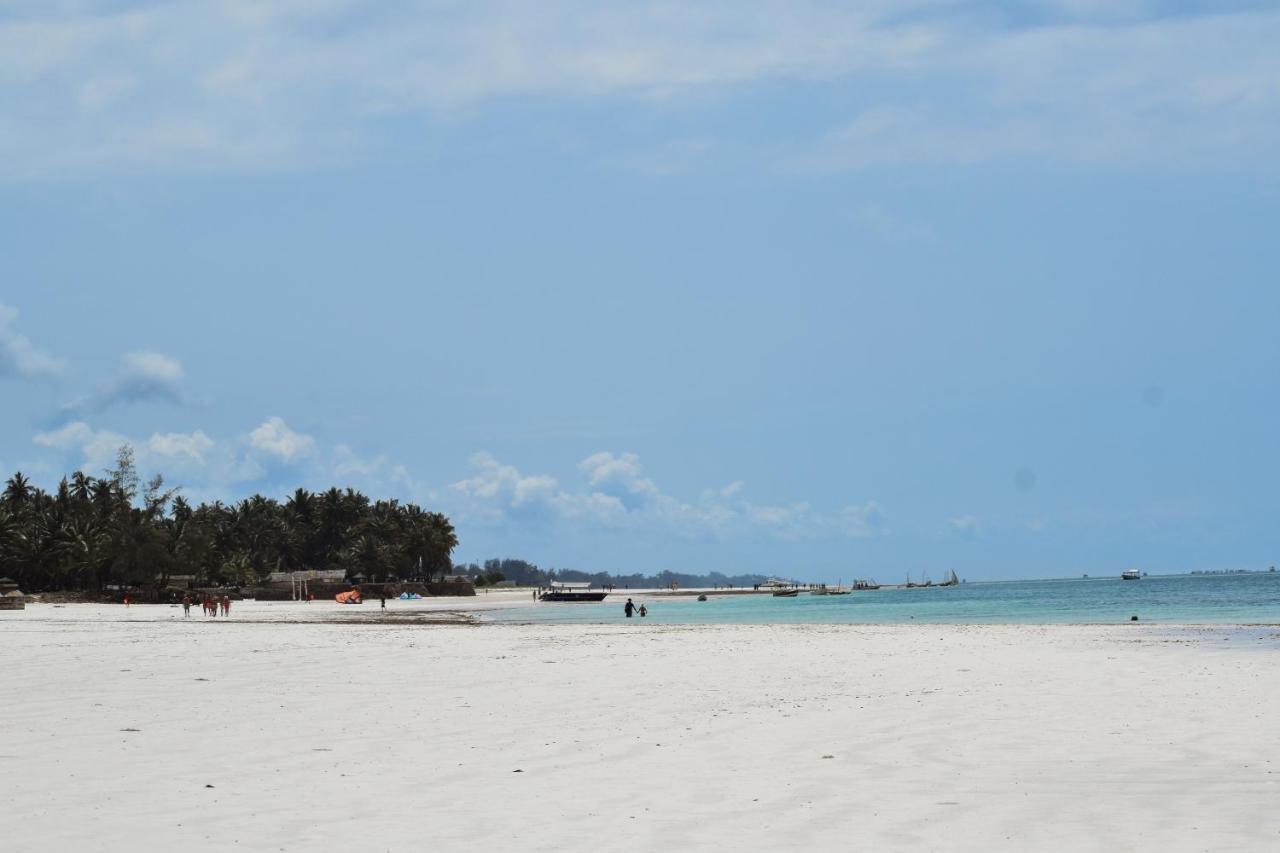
940, 569, 960, 587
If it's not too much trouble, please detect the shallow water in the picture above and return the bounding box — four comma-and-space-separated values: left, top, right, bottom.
486, 572, 1280, 625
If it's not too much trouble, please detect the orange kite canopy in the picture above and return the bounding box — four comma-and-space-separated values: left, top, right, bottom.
335, 590, 362, 604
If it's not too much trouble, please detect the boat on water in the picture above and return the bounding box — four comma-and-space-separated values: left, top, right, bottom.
939, 569, 960, 587
772, 589, 800, 597
538, 582, 609, 602
1121, 569, 1141, 581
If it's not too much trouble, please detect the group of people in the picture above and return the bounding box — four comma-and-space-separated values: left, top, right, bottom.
623, 598, 648, 618
181, 594, 231, 617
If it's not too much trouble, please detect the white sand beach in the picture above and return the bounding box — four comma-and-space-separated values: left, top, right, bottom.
2, 599, 1277, 852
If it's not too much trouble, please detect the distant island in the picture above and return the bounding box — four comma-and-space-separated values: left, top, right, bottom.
454, 557, 767, 590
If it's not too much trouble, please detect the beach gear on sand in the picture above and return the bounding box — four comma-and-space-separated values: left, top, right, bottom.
335, 590, 362, 604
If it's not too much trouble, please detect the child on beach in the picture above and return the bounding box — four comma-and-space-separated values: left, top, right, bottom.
221, 596, 231, 617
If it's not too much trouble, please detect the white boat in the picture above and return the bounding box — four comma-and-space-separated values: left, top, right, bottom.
1121, 569, 1141, 581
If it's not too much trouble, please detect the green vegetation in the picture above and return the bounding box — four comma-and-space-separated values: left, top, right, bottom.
456, 557, 767, 589
0, 446, 457, 594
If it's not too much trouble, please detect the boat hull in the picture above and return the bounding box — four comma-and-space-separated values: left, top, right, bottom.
539, 592, 609, 602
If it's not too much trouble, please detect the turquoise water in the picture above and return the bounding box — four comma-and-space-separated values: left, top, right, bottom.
486, 572, 1280, 625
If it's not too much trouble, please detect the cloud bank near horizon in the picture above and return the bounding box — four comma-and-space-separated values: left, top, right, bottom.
22, 412, 886, 545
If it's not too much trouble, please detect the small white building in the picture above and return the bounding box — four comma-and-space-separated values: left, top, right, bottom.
0, 578, 25, 611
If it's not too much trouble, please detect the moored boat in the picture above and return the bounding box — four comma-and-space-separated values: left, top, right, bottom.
772, 589, 800, 597
539, 582, 609, 602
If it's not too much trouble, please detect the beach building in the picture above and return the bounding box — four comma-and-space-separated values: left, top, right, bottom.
0, 578, 25, 610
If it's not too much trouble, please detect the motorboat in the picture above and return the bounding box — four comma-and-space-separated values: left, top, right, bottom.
538, 582, 609, 602
1121, 569, 1141, 581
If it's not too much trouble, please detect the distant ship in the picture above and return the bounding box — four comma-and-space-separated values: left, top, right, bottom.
1121, 569, 1141, 581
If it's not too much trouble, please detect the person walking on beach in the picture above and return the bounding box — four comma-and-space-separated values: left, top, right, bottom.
380, 594, 386, 610
624, 598, 636, 618
182, 595, 191, 617
220, 595, 231, 617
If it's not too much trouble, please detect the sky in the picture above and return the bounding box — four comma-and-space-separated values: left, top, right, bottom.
3, 1, 1280, 582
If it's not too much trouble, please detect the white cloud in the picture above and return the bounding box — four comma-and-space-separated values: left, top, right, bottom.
795, 12, 1280, 174
0, 303, 63, 379
33, 420, 260, 486
719, 480, 745, 498
449, 452, 576, 523
25, 414, 885, 546
123, 350, 182, 382
60, 349, 185, 415
248, 416, 315, 463
148, 429, 214, 463
1, 3, 1278, 177
449, 449, 882, 541
578, 451, 661, 508
33, 421, 127, 471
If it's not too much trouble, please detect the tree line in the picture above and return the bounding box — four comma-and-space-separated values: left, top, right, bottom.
0, 446, 458, 594
456, 557, 768, 589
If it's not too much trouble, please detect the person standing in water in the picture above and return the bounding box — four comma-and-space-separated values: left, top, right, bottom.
639, 604, 648, 618
624, 598, 636, 618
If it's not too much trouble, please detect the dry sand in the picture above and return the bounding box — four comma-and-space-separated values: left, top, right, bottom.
2, 599, 1278, 852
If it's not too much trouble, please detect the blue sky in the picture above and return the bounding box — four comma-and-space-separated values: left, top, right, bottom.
3, 1, 1279, 581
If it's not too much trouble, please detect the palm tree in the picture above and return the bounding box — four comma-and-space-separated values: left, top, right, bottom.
0, 457, 461, 593
3, 472, 33, 508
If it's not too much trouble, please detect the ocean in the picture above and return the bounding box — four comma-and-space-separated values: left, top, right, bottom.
485, 571, 1280, 625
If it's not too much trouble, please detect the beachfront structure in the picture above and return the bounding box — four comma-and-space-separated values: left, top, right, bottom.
0, 577, 25, 610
